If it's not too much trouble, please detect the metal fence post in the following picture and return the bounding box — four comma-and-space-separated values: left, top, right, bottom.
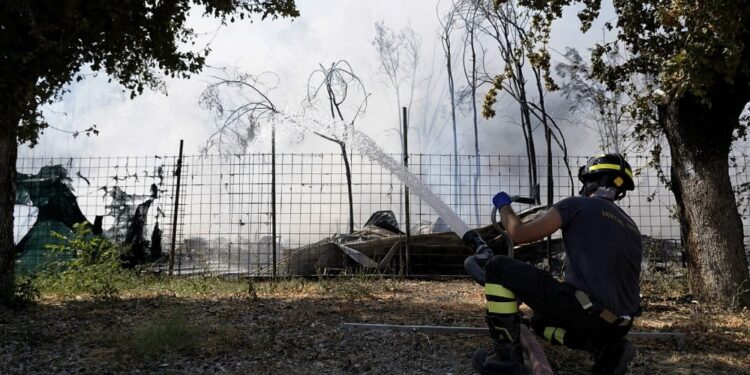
545, 127, 553, 271
168, 140, 184, 276
402, 107, 411, 276
271, 125, 277, 278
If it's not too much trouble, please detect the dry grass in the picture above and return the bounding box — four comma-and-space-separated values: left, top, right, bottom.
0, 276, 748, 374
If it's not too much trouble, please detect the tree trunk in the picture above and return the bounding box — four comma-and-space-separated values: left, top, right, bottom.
509, 58, 538, 196
340, 143, 354, 234
446, 47, 460, 211
662, 92, 750, 308
468, 18, 481, 226
0, 109, 19, 304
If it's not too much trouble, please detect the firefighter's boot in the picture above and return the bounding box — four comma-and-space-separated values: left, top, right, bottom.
591, 337, 636, 375
472, 314, 528, 375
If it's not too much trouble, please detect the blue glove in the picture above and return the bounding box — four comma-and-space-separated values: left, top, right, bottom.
492, 192, 512, 209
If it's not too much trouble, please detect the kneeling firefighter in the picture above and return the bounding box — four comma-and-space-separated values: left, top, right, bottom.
463, 154, 642, 375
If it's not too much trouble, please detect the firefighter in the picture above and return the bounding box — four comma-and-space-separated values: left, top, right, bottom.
466, 153, 642, 375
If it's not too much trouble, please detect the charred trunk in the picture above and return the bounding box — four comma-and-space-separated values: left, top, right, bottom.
340, 143, 354, 234
662, 91, 750, 308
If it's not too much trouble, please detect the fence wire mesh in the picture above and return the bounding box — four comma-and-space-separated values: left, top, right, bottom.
14, 153, 750, 277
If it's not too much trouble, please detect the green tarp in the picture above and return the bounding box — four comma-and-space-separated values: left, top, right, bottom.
15, 165, 88, 274
15, 220, 74, 274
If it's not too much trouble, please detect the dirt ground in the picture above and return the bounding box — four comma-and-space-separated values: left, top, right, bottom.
1, 277, 749, 375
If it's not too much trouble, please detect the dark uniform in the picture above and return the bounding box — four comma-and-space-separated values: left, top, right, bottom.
469, 153, 641, 375
484, 196, 641, 352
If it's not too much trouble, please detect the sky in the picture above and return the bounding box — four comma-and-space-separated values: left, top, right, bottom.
23, 0, 619, 160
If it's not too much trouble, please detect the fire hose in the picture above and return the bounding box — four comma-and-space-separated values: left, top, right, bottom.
461, 196, 555, 375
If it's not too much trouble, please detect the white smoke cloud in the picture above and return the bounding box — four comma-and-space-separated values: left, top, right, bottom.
23, 0, 615, 160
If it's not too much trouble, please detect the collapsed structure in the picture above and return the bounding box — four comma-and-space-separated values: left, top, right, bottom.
282, 209, 566, 276
15, 165, 165, 273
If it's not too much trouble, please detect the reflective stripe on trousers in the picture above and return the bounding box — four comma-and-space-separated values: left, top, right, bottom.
543, 326, 566, 345
485, 282, 518, 314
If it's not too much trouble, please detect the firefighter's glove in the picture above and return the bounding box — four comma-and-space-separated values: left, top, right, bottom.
492, 191, 512, 210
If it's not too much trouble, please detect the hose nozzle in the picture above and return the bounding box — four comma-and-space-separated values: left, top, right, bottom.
462, 230, 494, 286
462, 230, 494, 259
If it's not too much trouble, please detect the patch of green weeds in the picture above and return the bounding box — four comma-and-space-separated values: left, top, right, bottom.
104, 308, 248, 362
7, 275, 41, 308
261, 277, 309, 295
122, 312, 200, 360
320, 271, 410, 300
131, 275, 251, 297
34, 223, 135, 299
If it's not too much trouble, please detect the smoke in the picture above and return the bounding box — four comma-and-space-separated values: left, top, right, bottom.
22, 0, 611, 160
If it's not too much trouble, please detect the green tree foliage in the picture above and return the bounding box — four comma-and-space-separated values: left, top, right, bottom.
491, 0, 750, 144
491, 0, 750, 306
1, 0, 299, 145
0, 0, 298, 305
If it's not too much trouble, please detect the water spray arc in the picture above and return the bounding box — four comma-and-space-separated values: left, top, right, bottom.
265, 112, 472, 240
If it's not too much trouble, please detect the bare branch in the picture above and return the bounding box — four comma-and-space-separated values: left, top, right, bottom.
199, 68, 281, 155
